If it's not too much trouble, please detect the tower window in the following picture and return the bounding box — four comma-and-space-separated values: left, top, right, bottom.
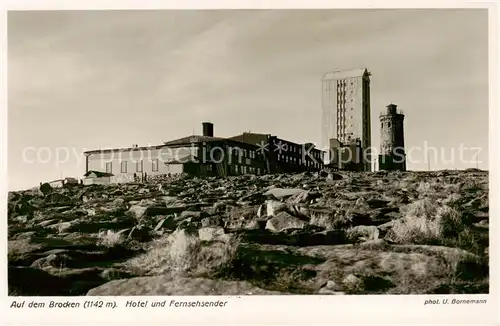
388, 122, 391, 128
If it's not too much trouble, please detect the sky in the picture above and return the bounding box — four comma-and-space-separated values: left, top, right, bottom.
8, 9, 489, 191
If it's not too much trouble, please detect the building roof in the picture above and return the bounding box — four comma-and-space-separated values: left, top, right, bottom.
322, 68, 370, 81
84, 131, 325, 157
163, 135, 227, 146
84, 144, 166, 155
84, 170, 114, 177
238, 132, 270, 137
83, 135, 224, 155
231, 133, 326, 153
164, 153, 197, 164
228, 132, 270, 142
83, 134, 259, 157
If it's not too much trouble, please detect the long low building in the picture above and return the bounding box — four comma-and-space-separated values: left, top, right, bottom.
83, 122, 325, 183
229, 132, 325, 174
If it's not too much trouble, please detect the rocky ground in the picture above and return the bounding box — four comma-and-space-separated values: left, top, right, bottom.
8, 169, 489, 296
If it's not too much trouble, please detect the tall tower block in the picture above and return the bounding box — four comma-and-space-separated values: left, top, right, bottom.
378, 104, 406, 171
321, 68, 372, 171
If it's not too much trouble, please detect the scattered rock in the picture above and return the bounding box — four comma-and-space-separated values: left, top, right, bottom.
342, 274, 364, 291
265, 212, 307, 232
87, 276, 287, 296
100, 268, 133, 281
180, 210, 202, 220
45, 193, 74, 207
49, 221, 76, 233
265, 200, 289, 217
145, 205, 190, 217
320, 280, 343, 292
346, 225, 379, 242
264, 188, 305, 200
154, 216, 177, 231
366, 198, 390, 209
377, 219, 398, 233
127, 226, 153, 242
40, 183, 53, 196
128, 205, 148, 219
9, 266, 72, 296
287, 190, 321, 205
7, 170, 489, 296
326, 172, 343, 181
318, 288, 346, 295
358, 239, 389, 250
473, 220, 488, 229
198, 227, 227, 242
239, 228, 346, 246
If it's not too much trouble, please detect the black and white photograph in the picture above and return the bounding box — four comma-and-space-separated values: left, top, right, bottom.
6, 6, 492, 302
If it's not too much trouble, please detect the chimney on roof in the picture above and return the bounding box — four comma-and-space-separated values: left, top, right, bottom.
202, 122, 214, 137
132, 144, 138, 148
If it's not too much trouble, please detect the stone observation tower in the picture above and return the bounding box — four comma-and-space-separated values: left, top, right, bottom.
378, 104, 406, 171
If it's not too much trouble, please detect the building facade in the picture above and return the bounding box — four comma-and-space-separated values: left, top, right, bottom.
229, 132, 325, 173
378, 104, 406, 171
83, 123, 273, 183
321, 68, 372, 171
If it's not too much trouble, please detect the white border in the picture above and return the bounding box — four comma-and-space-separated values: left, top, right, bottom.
1, 1, 498, 325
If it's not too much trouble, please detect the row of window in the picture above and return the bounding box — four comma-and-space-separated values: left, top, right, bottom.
231, 165, 261, 175
282, 144, 301, 154
277, 156, 322, 170
198, 146, 260, 160
225, 147, 259, 159
241, 148, 257, 159
311, 150, 323, 159
277, 154, 323, 164
337, 81, 356, 89
271, 142, 322, 157
306, 161, 322, 169
105, 160, 159, 174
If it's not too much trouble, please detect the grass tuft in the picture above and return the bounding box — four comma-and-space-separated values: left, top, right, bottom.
123, 229, 240, 277
391, 199, 467, 245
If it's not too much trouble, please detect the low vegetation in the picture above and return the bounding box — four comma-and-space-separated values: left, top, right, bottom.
8, 169, 489, 295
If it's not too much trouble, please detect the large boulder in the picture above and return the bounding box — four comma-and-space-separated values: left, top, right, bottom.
264, 200, 288, 217
87, 276, 287, 296
264, 188, 306, 200
294, 244, 487, 294
39, 183, 53, 196
239, 228, 346, 247
265, 212, 307, 232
